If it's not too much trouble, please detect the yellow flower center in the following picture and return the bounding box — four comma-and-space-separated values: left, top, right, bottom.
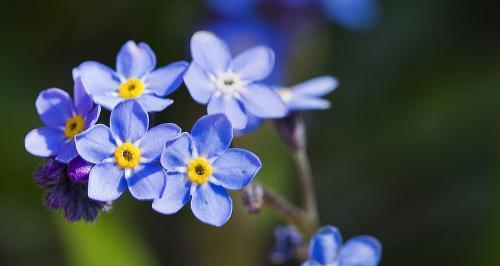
119, 78, 144, 98
64, 115, 85, 138
114, 142, 141, 168
187, 157, 212, 184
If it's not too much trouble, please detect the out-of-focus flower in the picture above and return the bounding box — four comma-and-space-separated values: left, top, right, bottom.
73, 41, 188, 112
319, 0, 380, 31
75, 100, 181, 201
25, 77, 101, 163
242, 182, 265, 214
35, 157, 111, 222
205, 0, 259, 18
184, 31, 287, 130
302, 225, 382, 266
153, 114, 261, 227
269, 225, 305, 264
276, 76, 338, 112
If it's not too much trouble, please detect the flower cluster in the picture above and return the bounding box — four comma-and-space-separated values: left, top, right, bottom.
25, 30, 378, 263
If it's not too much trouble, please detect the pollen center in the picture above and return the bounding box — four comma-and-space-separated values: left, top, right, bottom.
119, 78, 144, 98
64, 115, 85, 138
215, 73, 243, 95
114, 142, 141, 168
277, 88, 293, 102
187, 157, 212, 184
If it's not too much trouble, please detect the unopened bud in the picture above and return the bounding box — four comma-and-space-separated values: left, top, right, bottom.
242, 182, 264, 214
275, 112, 306, 151
67, 156, 92, 184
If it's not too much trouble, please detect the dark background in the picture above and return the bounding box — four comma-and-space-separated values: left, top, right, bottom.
1, 0, 499, 265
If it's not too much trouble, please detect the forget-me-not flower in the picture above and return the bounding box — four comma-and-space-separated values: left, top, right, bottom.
73, 41, 188, 112
25, 77, 101, 163
152, 114, 261, 226
319, 0, 380, 31
184, 31, 288, 130
276, 76, 338, 112
75, 100, 181, 201
303, 225, 382, 266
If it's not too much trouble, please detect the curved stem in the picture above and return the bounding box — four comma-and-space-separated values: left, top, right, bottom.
293, 146, 320, 226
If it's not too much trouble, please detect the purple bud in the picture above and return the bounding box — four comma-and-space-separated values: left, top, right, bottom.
35, 158, 66, 187
44, 189, 69, 210
242, 182, 264, 214
274, 112, 306, 151
67, 156, 92, 184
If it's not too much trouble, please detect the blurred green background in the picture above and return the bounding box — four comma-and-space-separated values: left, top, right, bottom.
1, 0, 500, 265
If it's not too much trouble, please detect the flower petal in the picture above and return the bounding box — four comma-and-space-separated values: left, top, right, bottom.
75, 124, 116, 164
55, 139, 78, 163
190, 183, 232, 227
190, 31, 232, 74
309, 226, 343, 265
88, 162, 127, 201
301, 261, 322, 266
138, 123, 181, 162
110, 99, 149, 143
152, 172, 191, 214
73, 77, 93, 115
207, 95, 247, 130
290, 76, 338, 96
116, 41, 156, 79
161, 133, 195, 171
90, 92, 122, 111
84, 106, 101, 128
25, 127, 65, 157
241, 83, 288, 118
287, 97, 331, 111
339, 236, 382, 266
73, 61, 120, 95
212, 148, 261, 190
36, 88, 73, 128
136, 95, 173, 113
231, 46, 275, 81
191, 114, 233, 158
146, 61, 189, 96
234, 114, 263, 136
127, 163, 166, 200
184, 62, 216, 104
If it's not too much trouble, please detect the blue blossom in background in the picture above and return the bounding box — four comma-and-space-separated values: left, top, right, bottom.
153, 114, 261, 226
205, 0, 258, 18
184, 31, 288, 130
75, 100, 181, 201
319, 0, 380, 31
25, 77, 101, 163
303, 226, 381, 266
276, 76, 338, 111
269, 225, 304, 264
73, 41, 188, 112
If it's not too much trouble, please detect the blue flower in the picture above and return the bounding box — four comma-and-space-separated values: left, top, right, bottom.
184, 31, 288, 130
269, 225, 304, 264
152, 114, 262, 226
319, 0, 380, 31
205, 0, 258, 18
276, 76, 338, 111
25, 77, 101, 163
73, 41, 188, 112
303, 226, 382, 266
75, 99, 181, 201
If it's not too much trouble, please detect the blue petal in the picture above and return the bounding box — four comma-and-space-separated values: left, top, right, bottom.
55, 139, 78, 163
205, 0, 257, 18
116, 41, 156, 79
320, 0, 380, 31
146, 61, 189, 96
88, 162, 127, 201
231, 46, 275, 81
161, 133, 195, 171
339, 236, 382, 266
110, 99, 149, 143
127, 163, 166, 200
73, 77, 93, 115
241, 83, 288, 118
301, 261, 322, 266
309, 226, 343, 264
290, 76, 338, 96
73, 61, 120, 95
191, 114, 233, 158
234, 113, 263, 136
138, 123, 181, 163
207, 94, 247, 130
25, 127, 65, 157
84, 106, 101, 128
190, 31, 232, 74
36, 88, 74, 128
212, 148, 261, 190
136, 95, 173, 113
75, 124, 116, 164
287, 97, 331, 111
190, 183, 232, 227
90, 92, 122, 111
184, 62, 217, 104
152, 172, 191, 214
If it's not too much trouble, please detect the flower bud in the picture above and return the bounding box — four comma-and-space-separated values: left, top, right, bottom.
274, 112, 306, 151
67, 156, 92, 184
242, 182, 264, 214
35, 158, 65, 188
